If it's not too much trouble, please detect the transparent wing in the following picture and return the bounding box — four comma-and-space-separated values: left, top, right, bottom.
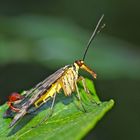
9, 65, 70, 127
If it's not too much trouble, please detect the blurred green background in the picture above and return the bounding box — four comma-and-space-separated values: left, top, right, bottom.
0, 0, 140, 140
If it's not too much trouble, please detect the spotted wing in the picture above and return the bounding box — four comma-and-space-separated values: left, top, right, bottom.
9, 65, 70, 127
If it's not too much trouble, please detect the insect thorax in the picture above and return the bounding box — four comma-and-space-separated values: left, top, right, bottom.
60, 64, 79, 96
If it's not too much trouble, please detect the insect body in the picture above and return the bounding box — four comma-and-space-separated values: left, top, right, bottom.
3, 15, 104, 128
34, 60, 96, 107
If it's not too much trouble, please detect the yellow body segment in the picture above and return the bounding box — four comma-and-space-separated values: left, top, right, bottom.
34, 82, 61, 107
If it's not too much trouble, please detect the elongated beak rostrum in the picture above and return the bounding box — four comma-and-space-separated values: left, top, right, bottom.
75, 60, 97, 79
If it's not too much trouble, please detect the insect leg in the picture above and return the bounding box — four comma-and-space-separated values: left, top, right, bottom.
78, 76, 90, 93
49, 92, 56, 116
32, 93, 57, 128
75, 81, 87, 112
78, 76, 98, 105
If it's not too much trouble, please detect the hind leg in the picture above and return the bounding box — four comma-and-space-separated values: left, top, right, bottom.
32, 93, 56, 128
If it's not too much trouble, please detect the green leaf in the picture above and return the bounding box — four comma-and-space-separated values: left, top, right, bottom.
0, 79, 114, 140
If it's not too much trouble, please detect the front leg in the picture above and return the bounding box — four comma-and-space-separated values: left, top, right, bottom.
75, 81, 87, 112
77, 76, 99, 105
77, 76, 90, 94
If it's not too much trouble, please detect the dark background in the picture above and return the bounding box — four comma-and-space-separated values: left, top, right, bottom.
0, 1, 140, 140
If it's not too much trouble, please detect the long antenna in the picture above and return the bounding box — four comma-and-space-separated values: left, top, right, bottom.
82, 14, 104, 61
